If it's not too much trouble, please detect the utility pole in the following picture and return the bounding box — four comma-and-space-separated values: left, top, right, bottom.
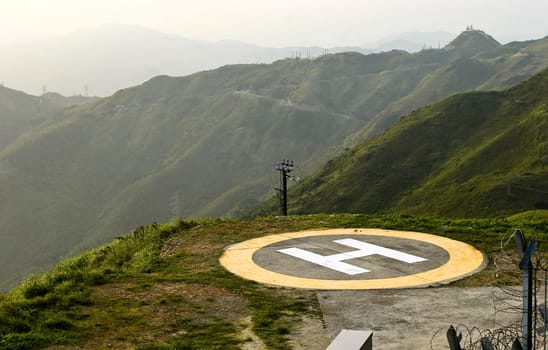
275, 159, 294, 216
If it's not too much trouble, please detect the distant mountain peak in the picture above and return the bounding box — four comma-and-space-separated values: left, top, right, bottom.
444, 29, 501, 52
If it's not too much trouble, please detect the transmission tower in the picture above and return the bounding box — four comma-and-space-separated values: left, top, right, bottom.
275, 159, 295, 216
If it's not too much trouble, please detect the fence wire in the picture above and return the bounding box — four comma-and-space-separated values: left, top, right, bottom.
431, 230, 547, 350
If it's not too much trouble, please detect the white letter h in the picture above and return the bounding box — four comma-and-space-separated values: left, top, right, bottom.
277, 238, 426, 275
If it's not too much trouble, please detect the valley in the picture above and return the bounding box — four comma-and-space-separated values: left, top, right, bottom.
1, 29, 548, 292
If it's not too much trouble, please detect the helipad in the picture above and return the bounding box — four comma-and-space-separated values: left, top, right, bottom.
219, 228, 486, 290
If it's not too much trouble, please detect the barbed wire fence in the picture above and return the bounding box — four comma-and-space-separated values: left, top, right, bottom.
431, 229, 547, 350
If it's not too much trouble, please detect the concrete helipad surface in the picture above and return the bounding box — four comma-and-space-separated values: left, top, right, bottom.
220, 228, 486, 290
318, 286, 524, 350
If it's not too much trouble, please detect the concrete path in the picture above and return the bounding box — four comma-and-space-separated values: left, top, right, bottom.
319, 287, 523, 350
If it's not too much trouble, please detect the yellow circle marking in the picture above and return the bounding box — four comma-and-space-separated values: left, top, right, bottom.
219, 228, 486, 290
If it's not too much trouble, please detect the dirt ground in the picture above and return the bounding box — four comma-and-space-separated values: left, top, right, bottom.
315, 286, 527, 350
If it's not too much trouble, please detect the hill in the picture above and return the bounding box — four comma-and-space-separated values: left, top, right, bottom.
252, 68, 548, 217
345, 30, 548, 144
0, 214, 545, 349
444, 29, 500, 53
2, 30, 548, 290
0, 86, 97, 151
40, 92, 100, 108
0, 86, 60, 149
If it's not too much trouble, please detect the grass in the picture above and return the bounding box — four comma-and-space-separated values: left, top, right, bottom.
507, 209, 548, 224
0, 213, 546, 349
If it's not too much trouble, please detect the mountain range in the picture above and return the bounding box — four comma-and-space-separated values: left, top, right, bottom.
0, 24, 457, 97
0, 24, 372, 97
363, 30, 456, 52
252, 67, 548, 217
1, 29, 548, 290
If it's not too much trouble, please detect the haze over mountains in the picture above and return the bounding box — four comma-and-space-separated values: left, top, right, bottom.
1, 29, 548, 291
0, 24, 453, 96
363, 31, 456, 53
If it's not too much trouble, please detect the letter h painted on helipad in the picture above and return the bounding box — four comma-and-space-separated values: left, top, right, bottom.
277, 238, 427, 275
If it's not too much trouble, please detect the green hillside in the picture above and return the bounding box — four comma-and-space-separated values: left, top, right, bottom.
346, 31, 548, 144
2, 30, 548, 291
0, 87, 98, 150
1, 214, 546, 349
40, 92, 100, 108
443, 29, 500, 54
0, 86, 60, 150
252, 68, 548, 217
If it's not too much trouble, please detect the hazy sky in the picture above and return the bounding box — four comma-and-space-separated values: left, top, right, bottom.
2, 0, 548, 47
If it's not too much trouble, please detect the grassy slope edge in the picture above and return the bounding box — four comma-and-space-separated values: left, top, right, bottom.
0, 213, 546, 349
